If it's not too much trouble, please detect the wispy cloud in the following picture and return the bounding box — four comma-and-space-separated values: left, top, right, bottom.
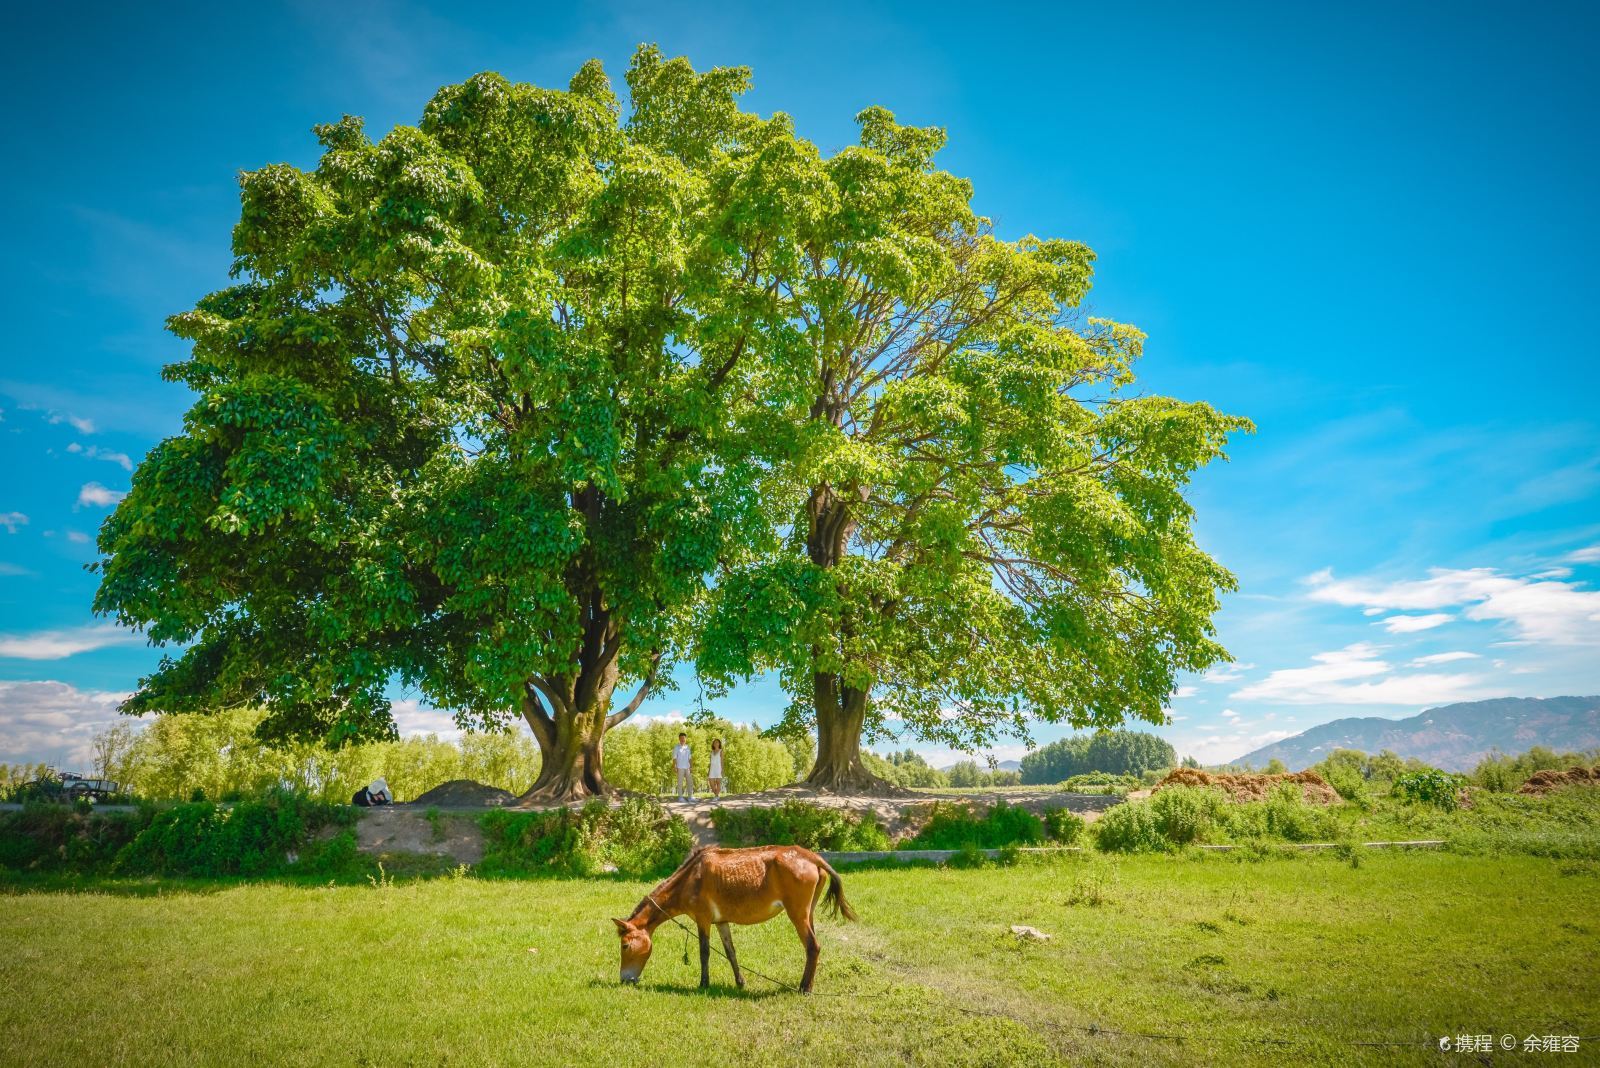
1375, 612, 1453, 634
46, 410, 96, 434
1408, 651, 1480, 667
0, 512, 26, 533
1308, 566, 1600, 646
0, 623, 140, 660
391, 698, 463, 743
76, 482, 125, 508
66, 443, 133, 471
1570, 545, 1600, 564
1232, 642, 1502, 706
0, 563, 32, 576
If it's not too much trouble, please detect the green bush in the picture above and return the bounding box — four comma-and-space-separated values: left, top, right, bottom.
1391, 770, 1468, 810
711, 801, 891, 851
1093, 800, 1168, 853
113, 792, 352, 877
1149, 786, 1228, 845
1060, 772, 1142, 793
478, 797, 692, 878
902, 801, 1045, 850
1043, 808, 1086, 844
0, 804, 148, 873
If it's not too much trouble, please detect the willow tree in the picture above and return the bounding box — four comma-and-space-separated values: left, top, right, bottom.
698, 108, 1252, 791
93, 48, 798, 800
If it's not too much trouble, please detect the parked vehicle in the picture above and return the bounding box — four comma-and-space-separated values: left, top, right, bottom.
14, 770, 121, 804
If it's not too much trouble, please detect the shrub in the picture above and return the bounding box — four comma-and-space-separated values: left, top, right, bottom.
1094, 800, 1168, 853
1061, 772, 1141, 793
1391, 770, 1468, 810
478, 797, 693, 879
1043, 808, 1086, 844
902, 801, 1044, 850
1149, 786, 1228, 845
710, 801, 890, 851
0, 804, 147, 873
113, 792, 351, 877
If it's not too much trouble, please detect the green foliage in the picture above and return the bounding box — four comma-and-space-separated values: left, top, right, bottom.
1223, 783, 1340, 843
91, 47, 803, 793
0, 805, 147, 873
1020, 731, 1178, 785
710, 800, 890, 851
902, 800, 1045, 850
109, 707, 542, 802
1148, 786, 1229, 845
477, 797, 692, 879
862, 749, 950, 789
1471, 747, 1599, 792
112, 792, 353, 877
1093, 800, 1167, 853
1390, 770, 1468, 810
1043, 808, 1086, 844
599, 718, 795, 794
1061, 772, 1142, 793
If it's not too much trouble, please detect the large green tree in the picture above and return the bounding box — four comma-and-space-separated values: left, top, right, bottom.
698, 108, 1251, 791
93, 48, 800, 800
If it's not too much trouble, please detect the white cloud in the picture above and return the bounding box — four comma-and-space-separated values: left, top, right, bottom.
1176, 727, 1298, 765
0, 623, 141, 660
1376, 612, 1454, 634
0, 512, 27, 533
1202, 663, 1252, 684
390, 698, 464, 743
1173, 685, 1198, 699
47, 411, 96, 434
1568, 545, 1600, 564
1308, 567, 1600, 646
1231, 641, 1502, 706
1221, 708, 1241, 720
1533, 568, 1573, 579
0, 680, 132, 768
76, 482, 126, 508
1407, 651, 1479, 667
65, 531, 91, 545
0, 563, 32, 576
68, 443, 133, 471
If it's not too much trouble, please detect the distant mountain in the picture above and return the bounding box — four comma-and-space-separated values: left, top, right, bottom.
1233, 696, 1600, 772
941, 758, 1023, 772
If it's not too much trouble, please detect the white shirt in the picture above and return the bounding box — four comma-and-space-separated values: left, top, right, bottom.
708, 751, 723, 778
673, 743, 692, 770
369, 778, 391, 803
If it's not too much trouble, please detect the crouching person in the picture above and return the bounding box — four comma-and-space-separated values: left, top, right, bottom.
352, 777, 393, 807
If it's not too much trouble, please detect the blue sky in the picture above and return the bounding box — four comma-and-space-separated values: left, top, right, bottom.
2, 1, 1597, 769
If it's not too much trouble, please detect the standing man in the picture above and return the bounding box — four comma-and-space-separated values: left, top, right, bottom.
673, 732, 694, 801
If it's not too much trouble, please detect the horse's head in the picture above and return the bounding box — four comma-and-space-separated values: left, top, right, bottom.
612, 917, 653, 984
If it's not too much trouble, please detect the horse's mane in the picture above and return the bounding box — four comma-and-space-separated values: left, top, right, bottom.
633, 845, 712, 917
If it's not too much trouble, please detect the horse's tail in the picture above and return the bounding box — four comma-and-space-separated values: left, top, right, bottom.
818, 858, 858, 922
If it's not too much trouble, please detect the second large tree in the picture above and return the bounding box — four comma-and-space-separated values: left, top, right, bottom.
697, 108, 1252, 790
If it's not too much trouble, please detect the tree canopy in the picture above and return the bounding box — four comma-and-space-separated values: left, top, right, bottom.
94, 47, 805, 798
695, 102, 1250, 789
95, 45, 1247, 799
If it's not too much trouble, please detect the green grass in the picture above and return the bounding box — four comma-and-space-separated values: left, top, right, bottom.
4, 851, 1597, 1066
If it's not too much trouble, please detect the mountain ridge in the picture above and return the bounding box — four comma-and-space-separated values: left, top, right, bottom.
1231, 696, 1600, 772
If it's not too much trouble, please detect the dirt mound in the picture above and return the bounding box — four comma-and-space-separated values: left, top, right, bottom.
1517, 766, 1600, 795
409, 779, 516, 807
1154, 768, 1340, 805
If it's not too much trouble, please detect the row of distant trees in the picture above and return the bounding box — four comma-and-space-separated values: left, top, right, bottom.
0, 709, 804, 804
1019, 731, 1179, 784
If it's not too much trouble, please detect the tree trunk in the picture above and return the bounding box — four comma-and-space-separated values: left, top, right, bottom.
804, 673, 902, 795
521, 712, 609, 801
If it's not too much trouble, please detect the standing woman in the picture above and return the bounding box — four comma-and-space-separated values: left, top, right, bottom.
708, 738, 725, 799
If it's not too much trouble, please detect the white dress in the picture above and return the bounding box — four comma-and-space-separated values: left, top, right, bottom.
708, 752, 723, 779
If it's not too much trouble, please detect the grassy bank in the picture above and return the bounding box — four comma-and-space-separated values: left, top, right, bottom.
3, 851, 1596, 1067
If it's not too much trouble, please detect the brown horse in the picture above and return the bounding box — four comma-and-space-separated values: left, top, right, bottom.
613, 844, 857, 993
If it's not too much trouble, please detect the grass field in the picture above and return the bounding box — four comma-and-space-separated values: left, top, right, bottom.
5, 851, 1597, 1067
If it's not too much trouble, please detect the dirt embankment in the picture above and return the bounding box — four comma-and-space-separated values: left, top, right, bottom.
1153, 768, 1341, 805
1518, 766, 1600, 795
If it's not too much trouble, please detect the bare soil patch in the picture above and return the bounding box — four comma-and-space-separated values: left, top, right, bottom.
354, 806, 484, 865
1153, 768, 1340, 805
1518, 766, 1600, 795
